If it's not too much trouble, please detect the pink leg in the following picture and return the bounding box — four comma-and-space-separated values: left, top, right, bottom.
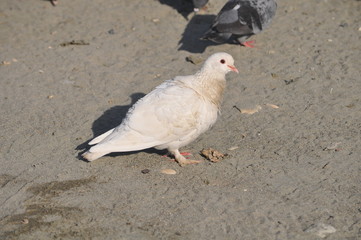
171, 150, 202, 167
242, 40, 255, 48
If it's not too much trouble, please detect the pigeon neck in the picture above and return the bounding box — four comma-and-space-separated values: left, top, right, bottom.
199, 65, 226, 79
194, 68, 226, 109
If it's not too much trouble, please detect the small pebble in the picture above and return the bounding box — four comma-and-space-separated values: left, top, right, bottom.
141, 169, 150, 174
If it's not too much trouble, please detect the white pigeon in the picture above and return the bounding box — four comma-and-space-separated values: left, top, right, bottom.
82, 52, 238, 166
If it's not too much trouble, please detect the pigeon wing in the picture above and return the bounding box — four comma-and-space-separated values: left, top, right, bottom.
89, 80, 204, 153
213, 0, 262, 35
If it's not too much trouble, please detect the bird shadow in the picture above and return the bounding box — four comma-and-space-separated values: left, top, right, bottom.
158, 0, 194, 20
178, 14, 219, 53
91, 92, 145, 138
76, 92, 169, 161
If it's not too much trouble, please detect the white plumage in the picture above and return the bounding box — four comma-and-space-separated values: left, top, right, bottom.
82, 52, 238, 166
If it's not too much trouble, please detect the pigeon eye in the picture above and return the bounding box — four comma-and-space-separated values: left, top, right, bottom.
220, 59, 225, 64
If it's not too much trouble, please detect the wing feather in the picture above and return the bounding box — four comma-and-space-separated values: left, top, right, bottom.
88, 80, 204, 153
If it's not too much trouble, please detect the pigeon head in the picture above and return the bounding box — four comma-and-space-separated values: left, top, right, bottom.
203, 52, 239, 75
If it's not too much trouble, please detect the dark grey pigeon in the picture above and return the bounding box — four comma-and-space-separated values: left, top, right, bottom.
201, 0, 277, 47
193, 0, 209, 11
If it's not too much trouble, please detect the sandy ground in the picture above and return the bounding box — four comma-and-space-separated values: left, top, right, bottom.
0, 0, 360, 239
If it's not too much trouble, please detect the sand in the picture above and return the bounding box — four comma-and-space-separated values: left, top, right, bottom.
0, 0, 360, 239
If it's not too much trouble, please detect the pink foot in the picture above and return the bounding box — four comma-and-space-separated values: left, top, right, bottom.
242, 40, 255, 48
180, 152, 192, 159
180, 152, 192, 156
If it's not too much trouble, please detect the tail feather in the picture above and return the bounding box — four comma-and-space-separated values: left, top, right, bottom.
89, 128, 114, 145
201, 29, 232, 43
82, 151, 109, 162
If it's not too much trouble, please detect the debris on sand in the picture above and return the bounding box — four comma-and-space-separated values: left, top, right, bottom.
304, 223, 336, 238
185, 55, 203, 65
201, 148, 227, 162
141, 169, 150, 174
60, 40, 90, 47
233, 105, 262, 115
227, 146, 239, 151
271, 73, 278, 78
323, 142, 342, 151
21, 219, 29, 224
1, 61, 11, 66
160, 169, 177, 175
266, 103, 279, 109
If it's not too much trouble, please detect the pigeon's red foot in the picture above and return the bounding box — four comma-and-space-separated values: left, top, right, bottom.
180, 152, 192, 156
242, 40, 255, 48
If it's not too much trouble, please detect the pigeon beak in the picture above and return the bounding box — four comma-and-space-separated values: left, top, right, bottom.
227, 65, 239, 73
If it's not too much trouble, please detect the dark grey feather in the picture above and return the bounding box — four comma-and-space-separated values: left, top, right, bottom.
193, 0, 209, 9
201, 0, 277, 45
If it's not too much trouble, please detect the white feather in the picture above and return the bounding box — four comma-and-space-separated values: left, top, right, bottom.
82, 52, 238, 165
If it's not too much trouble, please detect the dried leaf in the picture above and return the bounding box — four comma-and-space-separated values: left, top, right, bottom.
266, 103, 279, 109
227, 146, 239, 151
239, 105, 262, 115
1, 61, 11, 65
305, 223, 336, 238
324, 142, 341, 151
161, 169, 177, 175
21, 219, 29, 224
201, 148, 227, 162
